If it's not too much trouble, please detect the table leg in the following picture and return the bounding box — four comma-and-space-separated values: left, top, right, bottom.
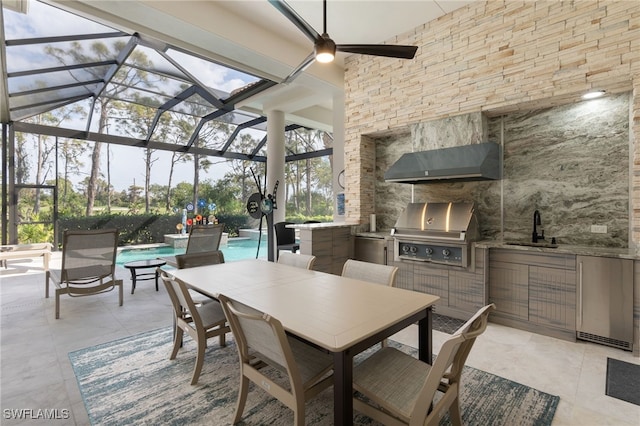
154, 269, 159, 291
130, 268, 137, 294
333, 349, 353, 426
418, 307, 433, 364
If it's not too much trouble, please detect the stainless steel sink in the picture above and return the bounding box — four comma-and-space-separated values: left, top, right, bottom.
505, 241, 558, 249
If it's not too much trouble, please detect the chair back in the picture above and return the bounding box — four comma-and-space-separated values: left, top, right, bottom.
341, 259, 399, 287
176, 250, 225, 269
160, 271, 203, 328
411, 303, 495, 424
60, 229, 118, 284
277, 252, 316, 270
445, 303, 496, 383
218, 294, 300, 381
186, 224, 224, 254
274, 221, 296, 245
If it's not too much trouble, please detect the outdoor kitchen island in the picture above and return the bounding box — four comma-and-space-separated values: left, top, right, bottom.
476, 241, 639, 356
287, 222, 357, 275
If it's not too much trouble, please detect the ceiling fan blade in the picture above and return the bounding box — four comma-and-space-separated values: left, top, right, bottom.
337, 44, 418, 59
268, 0, 321, 43
281, 52, 316, 84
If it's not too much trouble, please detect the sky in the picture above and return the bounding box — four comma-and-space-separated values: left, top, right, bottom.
90, 144, 233, 192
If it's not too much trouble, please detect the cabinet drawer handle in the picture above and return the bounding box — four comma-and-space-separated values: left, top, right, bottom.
578, 261, 583, 328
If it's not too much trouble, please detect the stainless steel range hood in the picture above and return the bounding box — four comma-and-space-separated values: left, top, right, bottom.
384, 142, 501, 184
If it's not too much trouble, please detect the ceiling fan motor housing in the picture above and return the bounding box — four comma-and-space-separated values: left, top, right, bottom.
315, 34, 336, 62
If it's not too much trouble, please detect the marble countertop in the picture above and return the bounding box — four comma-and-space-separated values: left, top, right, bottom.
334, 229, 638, 260
287, 222, 358, 230
475, 240, 638, 260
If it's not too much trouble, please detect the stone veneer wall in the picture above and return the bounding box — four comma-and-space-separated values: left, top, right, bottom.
374, 94, 630, 247
343, 0, 640, 244
491, 92, 630, 246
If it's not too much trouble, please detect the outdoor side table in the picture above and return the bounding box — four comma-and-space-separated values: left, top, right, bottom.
123, 259, 166, 294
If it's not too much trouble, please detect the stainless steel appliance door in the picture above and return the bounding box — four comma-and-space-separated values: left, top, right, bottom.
577, 255, 633, 348
354, 237, 387, 265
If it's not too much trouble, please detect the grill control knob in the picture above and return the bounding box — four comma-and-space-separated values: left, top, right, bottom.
425, 247, 433, 255
401, 245, 410, 253
409, 246, 418, 254
442, 249, 451, 257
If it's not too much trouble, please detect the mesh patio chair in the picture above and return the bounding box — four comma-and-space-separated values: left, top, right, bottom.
161, 224, 224, 267
46, 229, 123, 319
218, 294, 333, 426
277, 252, 316, 270
175, 250, 225, 269
274, 221, 299, 260
341, 259, 399, 287
175, 250, 226, 305
352, 304, 496, 426
342, 259, 399, 347
186, 224, 224, 253
160, 271, 230, 385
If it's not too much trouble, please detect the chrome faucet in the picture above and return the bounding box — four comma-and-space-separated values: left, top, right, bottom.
532, 210, 545, 243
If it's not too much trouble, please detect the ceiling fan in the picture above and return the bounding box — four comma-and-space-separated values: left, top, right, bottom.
269, 0, 418, 83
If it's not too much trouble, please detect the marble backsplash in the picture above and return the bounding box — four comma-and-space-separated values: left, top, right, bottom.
374, 92, 630, 248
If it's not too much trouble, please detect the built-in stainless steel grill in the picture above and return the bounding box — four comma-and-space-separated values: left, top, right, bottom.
391, 202, 480, 267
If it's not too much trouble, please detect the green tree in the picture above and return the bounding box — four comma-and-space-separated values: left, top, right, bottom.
170, 182, 194, 211
165, 87, 233, 214
58, 138, 87, 212
206, 177, 245, 214
45, 40, 156, 216
55, 177, 85, 216
14, 131, 30, 185
115, 99, 169, 213
163, 119, 192, 210
148, 183, 169, 211
283, 128, 333, 217
227, 133, 265, 204
127, 180, 144, 213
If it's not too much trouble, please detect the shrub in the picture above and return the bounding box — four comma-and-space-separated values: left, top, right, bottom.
57, 213, 251, 246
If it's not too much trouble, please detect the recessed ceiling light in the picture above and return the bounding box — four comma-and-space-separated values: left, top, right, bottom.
582, 90, 606, 100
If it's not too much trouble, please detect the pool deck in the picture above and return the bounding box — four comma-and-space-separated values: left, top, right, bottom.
163, 232, 229, 248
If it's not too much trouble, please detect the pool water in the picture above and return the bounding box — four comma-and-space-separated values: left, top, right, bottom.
117, 238, 267, 266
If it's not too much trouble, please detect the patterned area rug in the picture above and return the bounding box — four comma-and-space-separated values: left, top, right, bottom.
432, 313, 466, 334
69, 327, 559, 425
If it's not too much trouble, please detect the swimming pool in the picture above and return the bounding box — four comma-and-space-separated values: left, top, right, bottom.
117, 238, 268, 266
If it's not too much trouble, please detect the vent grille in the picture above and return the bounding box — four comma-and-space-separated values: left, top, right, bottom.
577, 331, 632, 351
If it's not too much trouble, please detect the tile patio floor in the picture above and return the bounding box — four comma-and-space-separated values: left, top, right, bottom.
1, 254, 638, 425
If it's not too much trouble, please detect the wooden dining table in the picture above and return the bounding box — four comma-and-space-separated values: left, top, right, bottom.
169, 259, 440, 426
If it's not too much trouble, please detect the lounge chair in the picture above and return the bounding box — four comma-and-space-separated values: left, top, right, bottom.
46, 229, 123, 319
0, 243, 52, 282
